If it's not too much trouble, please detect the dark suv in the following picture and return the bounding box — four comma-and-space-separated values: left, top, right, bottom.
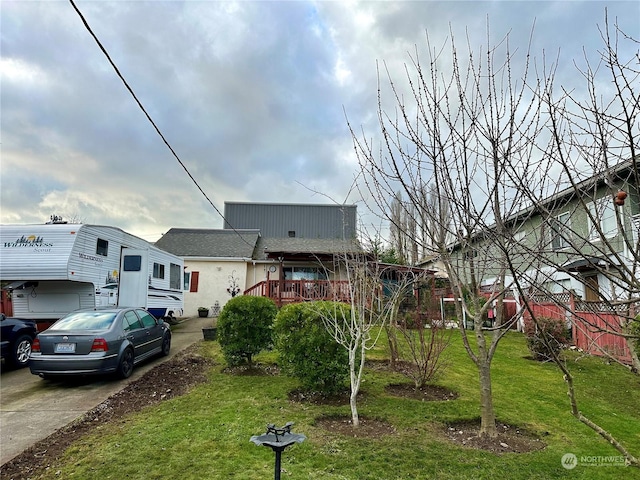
1, 313, 38, 368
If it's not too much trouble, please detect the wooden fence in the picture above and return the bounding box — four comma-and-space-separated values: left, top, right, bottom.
524, 292, 634, 365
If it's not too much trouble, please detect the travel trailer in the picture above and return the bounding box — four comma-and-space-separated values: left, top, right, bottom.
0, 223, 183, 326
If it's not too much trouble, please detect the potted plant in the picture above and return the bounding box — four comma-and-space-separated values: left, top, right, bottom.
198, 307, 209, 318
202, 316, 218, 341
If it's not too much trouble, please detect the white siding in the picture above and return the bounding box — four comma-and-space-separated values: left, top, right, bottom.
11, 281, 95, 320
183, 260, 247, 317
1, 223, 184, 319
1, 224, 78, 279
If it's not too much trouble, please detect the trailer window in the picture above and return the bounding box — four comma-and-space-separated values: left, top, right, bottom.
96, 238, 109, 256
153, 262, 165, 279
123, 255, 142, 271
170, 263, 181, 290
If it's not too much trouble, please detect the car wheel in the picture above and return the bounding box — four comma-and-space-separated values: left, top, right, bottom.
161, 334, 171, 356
11, 335, 33, 368
117, 348, 134, 379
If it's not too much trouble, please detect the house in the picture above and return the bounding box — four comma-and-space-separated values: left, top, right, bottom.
448, 159, 639, 303
156, 202, 362, 316
444, 160, 638, 362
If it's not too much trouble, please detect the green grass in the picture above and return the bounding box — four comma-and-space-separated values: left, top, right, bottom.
37, 332, 640, 479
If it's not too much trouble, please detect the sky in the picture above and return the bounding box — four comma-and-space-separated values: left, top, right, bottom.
1, 0, 638, 242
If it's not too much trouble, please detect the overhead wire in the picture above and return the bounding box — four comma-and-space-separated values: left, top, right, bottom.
68, 0, 255, 248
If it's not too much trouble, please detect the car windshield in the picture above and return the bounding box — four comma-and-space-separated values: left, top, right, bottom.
50, 312, 117, 331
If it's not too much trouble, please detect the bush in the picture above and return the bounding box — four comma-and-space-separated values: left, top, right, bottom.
394, 312, 452, 388
273, 301, 350, 395
524, 316, 569, 361
217, 295, 277, 366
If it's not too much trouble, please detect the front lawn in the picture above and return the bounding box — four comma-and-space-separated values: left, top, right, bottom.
33, 331, 640, 479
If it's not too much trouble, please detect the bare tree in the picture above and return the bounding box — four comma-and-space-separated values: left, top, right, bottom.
320, 252, 422, 426
507, 14, 639, 466
395, 301, 453, 389
351, 12, 639, 461
522, 13, 640, 372
350, 24, 544, 437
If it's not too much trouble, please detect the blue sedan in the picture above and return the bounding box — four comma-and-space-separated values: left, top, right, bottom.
1, 314, 38, 368
29, 307, 171, 379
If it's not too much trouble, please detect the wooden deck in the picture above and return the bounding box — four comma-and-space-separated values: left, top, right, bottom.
244, 280, 351, 307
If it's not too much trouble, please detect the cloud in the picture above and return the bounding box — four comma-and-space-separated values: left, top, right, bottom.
1, 0, 637, 241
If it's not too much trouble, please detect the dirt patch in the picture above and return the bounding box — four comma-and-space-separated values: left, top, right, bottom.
385, 383, 459, 401
288, 387, 353, 406
440, 419, 546, 454
0, 344, 214, 480
315, 414, 396, 438
222, 363, 280, 376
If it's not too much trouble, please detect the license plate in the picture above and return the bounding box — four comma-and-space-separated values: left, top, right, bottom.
55, 342, 76, 353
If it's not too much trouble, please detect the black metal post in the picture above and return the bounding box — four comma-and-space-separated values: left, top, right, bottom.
274, 447, 282, 480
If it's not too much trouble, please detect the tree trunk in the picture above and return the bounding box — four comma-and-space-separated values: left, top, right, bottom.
349, 348, 360, 427
478, 361, 497, 437
350, 388, 359, 426
385, 324, 399, 369
624, 335, 640, 374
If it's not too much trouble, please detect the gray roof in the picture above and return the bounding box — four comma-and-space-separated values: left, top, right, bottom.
260, 237, 362, 257
155, 228, 260, 258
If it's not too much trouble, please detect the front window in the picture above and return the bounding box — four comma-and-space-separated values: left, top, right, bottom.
283, 267, 327, 280
588, 198, 619, 240
551, 212, 571, 251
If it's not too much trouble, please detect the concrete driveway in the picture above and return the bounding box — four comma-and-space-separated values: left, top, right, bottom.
0, 315, 212, 465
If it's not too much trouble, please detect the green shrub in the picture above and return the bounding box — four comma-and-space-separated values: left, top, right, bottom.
273, 301, 350, 395
524, 316, 569, 361
217, 295, 277, 366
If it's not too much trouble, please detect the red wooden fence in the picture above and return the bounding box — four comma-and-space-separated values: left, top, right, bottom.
524, 293, 633, 365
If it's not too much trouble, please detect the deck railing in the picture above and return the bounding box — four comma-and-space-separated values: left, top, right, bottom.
244, 280, 351, 306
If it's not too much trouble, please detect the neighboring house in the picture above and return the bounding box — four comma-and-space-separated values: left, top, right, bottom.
450, 159, 639, 303
416, 254, 448, 279
156, 203, 362, 316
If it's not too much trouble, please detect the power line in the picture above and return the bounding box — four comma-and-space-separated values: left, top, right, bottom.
68, 0, 254, 248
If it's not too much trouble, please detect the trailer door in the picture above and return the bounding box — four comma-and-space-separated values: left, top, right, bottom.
118, 248, 149, 308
